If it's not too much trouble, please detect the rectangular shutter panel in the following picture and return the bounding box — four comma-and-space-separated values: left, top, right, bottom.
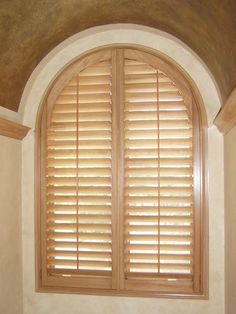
46, 58, 113, 284
123, 58, 194, 282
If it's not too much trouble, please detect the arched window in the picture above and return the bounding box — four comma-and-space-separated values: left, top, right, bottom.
37, 47, 205, 297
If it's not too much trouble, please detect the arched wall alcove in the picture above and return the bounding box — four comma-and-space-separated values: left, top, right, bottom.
21, 25, 225, 314
20, 24, 221, 128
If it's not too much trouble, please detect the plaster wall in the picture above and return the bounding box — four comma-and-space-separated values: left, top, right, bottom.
0, 135, 22, 314
1, 1, 235, 111
225, 126, 236, 314
20, 25, 225, 314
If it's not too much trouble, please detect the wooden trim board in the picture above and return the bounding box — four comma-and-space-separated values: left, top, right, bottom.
214, 87, 236, 134
0, 117, 30, 140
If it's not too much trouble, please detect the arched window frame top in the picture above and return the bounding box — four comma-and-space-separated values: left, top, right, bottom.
42, 45, 206, 126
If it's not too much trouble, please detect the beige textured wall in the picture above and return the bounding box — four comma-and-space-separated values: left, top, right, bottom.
21, 126, 225, 314
225, 126, 236, 314
0, 135, 22, 314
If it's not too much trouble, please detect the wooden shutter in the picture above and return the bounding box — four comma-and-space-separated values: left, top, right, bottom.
44, 52, 113, 288
123, 53, 194, 293
38, 47, 204, 296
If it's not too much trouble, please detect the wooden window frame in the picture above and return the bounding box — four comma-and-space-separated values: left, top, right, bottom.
35, 46, 208, 299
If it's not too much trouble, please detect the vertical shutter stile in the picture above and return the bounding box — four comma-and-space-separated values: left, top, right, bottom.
76, 74, 79, 272
111, 49, 125, 289
157, 69, 161, 275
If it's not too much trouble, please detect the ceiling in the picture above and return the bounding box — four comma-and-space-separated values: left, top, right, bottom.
0, 0, 235, 112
